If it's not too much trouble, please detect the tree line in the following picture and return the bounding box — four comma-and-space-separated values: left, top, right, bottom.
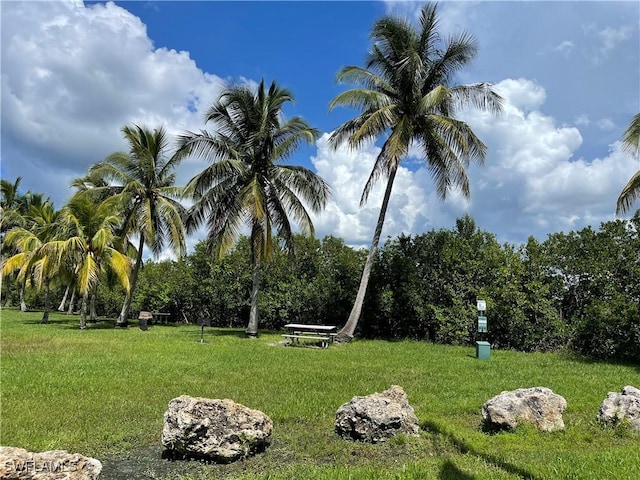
7, 213, 637, 362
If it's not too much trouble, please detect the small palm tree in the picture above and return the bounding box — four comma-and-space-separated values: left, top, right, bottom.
1, 179, 50, 310
178, 79, 330, 337
2, 200, 59, 317
616, 113, 640, 215
1, 177, 25, 233
88, 124, 187, 326
42, 194, 131, 329
329, 2, 503, 341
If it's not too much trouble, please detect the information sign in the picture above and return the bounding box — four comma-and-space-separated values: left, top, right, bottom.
477, 315, 488, 333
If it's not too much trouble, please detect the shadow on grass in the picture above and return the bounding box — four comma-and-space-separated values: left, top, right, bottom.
423, 421, 542, 480
23, 316, 118, 330
61, 319, 123, 330
174, 327, 248, 339
561, 352, 640, 373
439, 460, 475, 480
24, 317, 69, 326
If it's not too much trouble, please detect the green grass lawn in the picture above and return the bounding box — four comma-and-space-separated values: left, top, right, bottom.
1, 309, 639, 479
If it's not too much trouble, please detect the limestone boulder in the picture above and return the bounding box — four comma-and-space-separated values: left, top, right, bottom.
597, 385, 640, 431
335, 385, 420, 443
482, 387, 567, 432
161, 395, 272, 463
0, 446, 101, 480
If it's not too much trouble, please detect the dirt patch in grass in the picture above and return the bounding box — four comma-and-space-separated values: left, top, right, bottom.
99, 444, 211, 480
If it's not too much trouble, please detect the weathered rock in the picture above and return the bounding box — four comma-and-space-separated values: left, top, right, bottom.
335, 385, 420, 443
482, 387, 567, 432
0, 446, 102, 480
161, 395, 272, 463
597, 385, 640, 431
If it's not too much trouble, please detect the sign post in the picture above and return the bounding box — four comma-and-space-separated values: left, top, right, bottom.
476, 299, 490, 359
198, 318, 211, 344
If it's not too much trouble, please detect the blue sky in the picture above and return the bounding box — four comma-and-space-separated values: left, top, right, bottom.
2, 1, 639, 255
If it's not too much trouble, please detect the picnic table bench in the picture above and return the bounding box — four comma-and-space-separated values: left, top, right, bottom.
152, 312, 171, 324
138, 311, 171, 327
282, 323, 337, 349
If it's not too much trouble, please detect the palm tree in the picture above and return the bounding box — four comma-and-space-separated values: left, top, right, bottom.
1, 177, 25, 232
2, 201, 61, 322
88, 124, 187, 326
1, 177, 25, 308
178, 79, 330, 337
1, 178, 51, 310
616, 113, 640, 215
1, 183, 53, 311
41, 194, 131, 329
328, 2, 503, 342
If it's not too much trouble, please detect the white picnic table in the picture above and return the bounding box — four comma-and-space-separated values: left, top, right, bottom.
282, 323, 337, 348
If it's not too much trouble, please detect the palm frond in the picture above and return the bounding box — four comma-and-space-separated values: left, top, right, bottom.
616, 170, 640, 215
450, 83, 504, 116
622, 113, 640, 155
333, 67, 394, 97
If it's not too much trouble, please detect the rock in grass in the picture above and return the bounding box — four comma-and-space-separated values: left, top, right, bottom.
0, 446, 102, 479
161, 395, 272, 463
482, 387, 567, 432
597, 385, 640, 431
335, 385, 420, 443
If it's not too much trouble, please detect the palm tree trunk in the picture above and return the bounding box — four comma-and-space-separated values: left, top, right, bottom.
19, 285, 27, 312
80, 291, 88, 329
246, 260, 262, 337
2, 273, 11, 307
90, 291, 98, 323
0, 256, 4, 306
336, 166, 399, 343
41, 280, 50, 324
67, 290, 76, 315
3, 280, 10, 307
117, 233, 144, 327
58, 286, 69, 311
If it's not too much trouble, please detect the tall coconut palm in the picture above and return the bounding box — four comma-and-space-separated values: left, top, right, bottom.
42, 194, 130, 329
178, 79, 330, 337
329, 2, 503, 342
616, 113, 640, 215
88, 124, 187, 326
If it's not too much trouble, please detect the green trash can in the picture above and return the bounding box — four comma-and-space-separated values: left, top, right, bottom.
476, 341, 490, 360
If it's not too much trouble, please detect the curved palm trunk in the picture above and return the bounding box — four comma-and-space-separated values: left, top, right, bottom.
58, 286, 69, 311
336, 166, 399, 343
117, 233, 144, 327
0, 258, 5, 306
0, 260, 3, 305
89, 291, 98, 323
19, 285, 27, 312
67, 289, 76, 315
40, 280, 50, 324
246, 260, 262, 337
80, 291, 89, 329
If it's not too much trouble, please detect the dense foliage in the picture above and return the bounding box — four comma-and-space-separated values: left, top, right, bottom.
4, 210, 638, 361
11, 213, 632, 361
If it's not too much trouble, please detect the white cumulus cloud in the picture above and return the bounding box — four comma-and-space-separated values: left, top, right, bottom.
310, 78, 638, 246
1, 0, 225, 205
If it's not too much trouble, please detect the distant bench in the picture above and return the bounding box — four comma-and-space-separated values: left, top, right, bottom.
138, 311, 171, 328
282, 323, 337, 349
152, 312, 171, 324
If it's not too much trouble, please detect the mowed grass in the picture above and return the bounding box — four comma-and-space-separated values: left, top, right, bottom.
1, 309, 639, 479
